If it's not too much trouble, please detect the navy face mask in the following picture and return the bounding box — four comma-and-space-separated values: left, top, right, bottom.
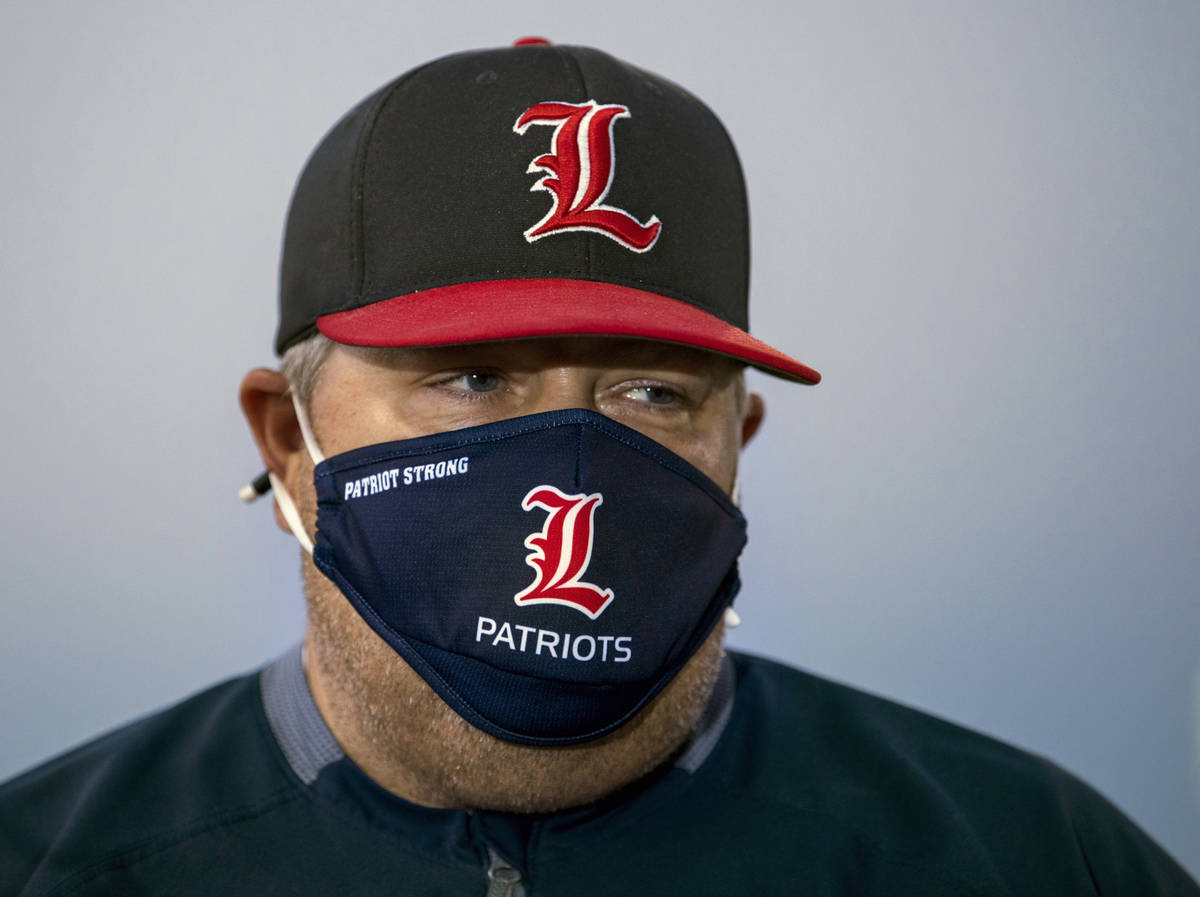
274, 406, 747, 746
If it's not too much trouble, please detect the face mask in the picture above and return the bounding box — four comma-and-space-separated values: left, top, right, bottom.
272, 404, 747, 746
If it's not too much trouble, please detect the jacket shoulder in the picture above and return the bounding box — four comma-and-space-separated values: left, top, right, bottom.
716, 652, 1197, 894
0, 670, 296, 897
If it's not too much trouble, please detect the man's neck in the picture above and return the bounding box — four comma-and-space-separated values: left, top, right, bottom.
300, 617, 727, 813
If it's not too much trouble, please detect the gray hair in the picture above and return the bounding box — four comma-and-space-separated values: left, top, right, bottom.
280, 331, 335, 409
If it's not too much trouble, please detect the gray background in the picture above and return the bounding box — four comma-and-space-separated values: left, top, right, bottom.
2, 0, 1197, 878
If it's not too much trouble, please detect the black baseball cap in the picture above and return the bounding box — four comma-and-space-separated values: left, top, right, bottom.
276, 38, 820, 384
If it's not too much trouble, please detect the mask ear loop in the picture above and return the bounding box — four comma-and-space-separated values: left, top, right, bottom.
269, 473, 314, 556
291, 391, 325, 466
265, 393, 326, 556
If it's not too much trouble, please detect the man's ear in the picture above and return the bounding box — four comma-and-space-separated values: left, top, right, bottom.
741, 392, 765, 447
239, 368, 303, 534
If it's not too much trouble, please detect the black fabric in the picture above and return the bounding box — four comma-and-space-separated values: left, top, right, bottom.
276, 44, 750, 354
2, 653, 1196, 896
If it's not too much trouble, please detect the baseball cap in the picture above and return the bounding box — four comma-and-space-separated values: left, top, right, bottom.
276, 39, 820, 384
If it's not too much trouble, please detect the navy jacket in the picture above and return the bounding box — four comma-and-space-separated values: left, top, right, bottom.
2, 648, 1195, 895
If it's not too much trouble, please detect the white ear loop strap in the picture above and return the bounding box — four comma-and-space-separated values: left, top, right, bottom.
269, 472, 314, 556
267, 393, 326, 556
291, 392, 325, 466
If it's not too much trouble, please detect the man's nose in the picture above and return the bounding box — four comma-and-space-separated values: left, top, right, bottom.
528, 368, 598, 414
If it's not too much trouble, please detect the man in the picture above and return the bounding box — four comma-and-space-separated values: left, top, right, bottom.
1, 39, 1195, 896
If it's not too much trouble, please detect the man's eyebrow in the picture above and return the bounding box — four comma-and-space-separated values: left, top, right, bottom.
572, 340, 735, 370
349, 339, 740, 377
351, 344, 432, 369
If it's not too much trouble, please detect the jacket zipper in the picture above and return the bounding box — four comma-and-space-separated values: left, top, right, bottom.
485, 848, 524, 897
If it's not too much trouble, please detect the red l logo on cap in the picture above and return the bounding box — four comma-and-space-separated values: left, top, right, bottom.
514, 101, 662, 253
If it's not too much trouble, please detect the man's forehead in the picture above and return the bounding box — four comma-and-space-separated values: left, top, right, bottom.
339, 336, 745, 377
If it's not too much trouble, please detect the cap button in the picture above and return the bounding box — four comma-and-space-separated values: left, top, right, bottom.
513, 36, 551, 46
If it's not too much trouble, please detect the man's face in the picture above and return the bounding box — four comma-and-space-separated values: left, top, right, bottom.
249, 335, 763, 812
304, 336, 757, 491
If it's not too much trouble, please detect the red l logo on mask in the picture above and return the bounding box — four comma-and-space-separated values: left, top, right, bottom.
514, 100, 662, 252
514, 484, 615, 619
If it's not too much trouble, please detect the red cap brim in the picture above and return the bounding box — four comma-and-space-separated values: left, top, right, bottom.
317, 279, 820, 384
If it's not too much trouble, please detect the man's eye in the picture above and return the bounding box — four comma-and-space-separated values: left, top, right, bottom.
453, 372, 500, 393
626, 385, 678, 405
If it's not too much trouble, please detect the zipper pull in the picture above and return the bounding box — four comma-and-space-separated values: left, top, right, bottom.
485, 849, 524, 897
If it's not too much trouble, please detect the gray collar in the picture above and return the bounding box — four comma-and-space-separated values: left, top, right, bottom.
259, 645, 343, 785
259, 644, 736, 785
674, 651, 737, 773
